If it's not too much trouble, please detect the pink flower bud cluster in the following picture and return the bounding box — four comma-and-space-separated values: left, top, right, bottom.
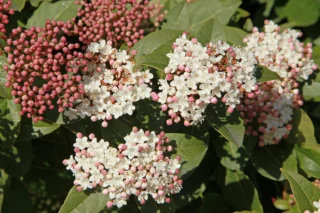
0, 0, 14, 42
63, 40, 153, 127
149, 0, 167, 27
72, 0, 152, 47
240, 20, 318, 146
151, 34, 257, 126
3, 21, 86, 122
63, 128, 183, 208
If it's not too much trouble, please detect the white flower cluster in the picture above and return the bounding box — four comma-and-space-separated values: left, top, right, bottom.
63, 128, 182, 208
152, 34, 257, 126
64, 40, 153, 127
304, 199, 320, 213
244, 20, 316, 80
240, 20, 318, 146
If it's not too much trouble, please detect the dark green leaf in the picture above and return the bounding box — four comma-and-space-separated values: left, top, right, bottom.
283, 0, 320, 27
100, 119, 132, 144
133, 29, 183, 71
165, 133, 208, 178
250, 142, 297, 181
26, 0, 80, 28
201, 193, 228, 213
255, 65, 281, 83
213, 135, 257, 171
206, 103, 245, 147
281, 169, 320, 212
59, 186, 110, 213
135, 100, 166, 132
217, 167, 264, 212
17, 120, 60, 141
134, 195, 175, 213
0, 140, 32, 177
0, 99, 21, 147
2, 179, 33, 213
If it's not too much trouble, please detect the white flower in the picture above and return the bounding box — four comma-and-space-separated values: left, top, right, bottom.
64, 40, 153, 127
63, 129, 183, 208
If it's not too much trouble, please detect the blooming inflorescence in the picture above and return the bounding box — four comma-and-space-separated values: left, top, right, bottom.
152, 34, 257, 126
240, 20, 318, 145
63, 127, 182, 208
72, 0, 152, 47
64, 40, 153, 127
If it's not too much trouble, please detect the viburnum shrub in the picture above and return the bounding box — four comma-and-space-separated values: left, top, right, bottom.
1, 0, 320, 213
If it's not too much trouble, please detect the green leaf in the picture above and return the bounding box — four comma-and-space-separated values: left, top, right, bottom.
224, 26, 248, 46
250, 142, 297, 181
59, 186, 110, 213
281, 169, 320, 212
255, 65, 281, 83
0, 169, 9, 211
195, 19, 247, 46
11, 0, 26, 11
0, 55, 12, 100
195, 19, 226, 45
302, 81, 320, 102
217, 167, 264, 212
201, 193, 228, 213
0, 140, 32, 177
273, 199, 290, 210
295, 144, 320, 179
30, 0, 52, 7
283, 0, 320, 27
287, 109, 318, 145
100, 119, 132, 144
0, 99, 21, 147
312, 45, 320, 66
213, 135, 257, 171
16, 119, 60, 141
206, 103, 245, 147
133, 29, 183, 71
2, 179, 33, 213
26, 0, 80, 28
165, 133, 208, 178
135, 100, 166, 132
134, 196, 175, 213
162, 0, 241, 34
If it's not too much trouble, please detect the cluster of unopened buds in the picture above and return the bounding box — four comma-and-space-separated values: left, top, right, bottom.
151, 34, 257, 126
240, 20, 318, 145
149, 0, 167, 27
0, 0, 14, 43
63, 127, 182, 208
64, 40, 153, 127
71, 0, 152, 47
3, 21, 85, 122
